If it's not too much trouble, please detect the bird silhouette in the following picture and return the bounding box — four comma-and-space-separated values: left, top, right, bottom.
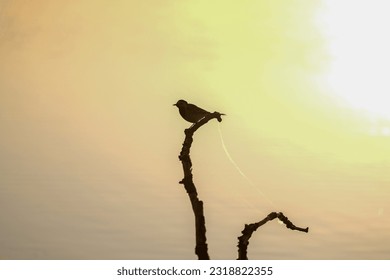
173, 99, 225, 124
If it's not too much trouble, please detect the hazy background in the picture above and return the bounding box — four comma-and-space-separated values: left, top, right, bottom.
1, 0, 389, 259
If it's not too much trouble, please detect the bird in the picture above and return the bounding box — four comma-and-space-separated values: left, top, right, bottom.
173, 99, 224, 124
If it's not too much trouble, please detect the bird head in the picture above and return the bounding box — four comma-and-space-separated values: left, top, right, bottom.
173, 99, 188, 108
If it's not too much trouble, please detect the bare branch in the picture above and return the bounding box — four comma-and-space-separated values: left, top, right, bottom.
176, 110, 309, 260
178, 112, 224, 260
237, 212, 309, 260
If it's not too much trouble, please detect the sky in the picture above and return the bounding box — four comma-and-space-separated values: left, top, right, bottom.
1, 0, 390, 259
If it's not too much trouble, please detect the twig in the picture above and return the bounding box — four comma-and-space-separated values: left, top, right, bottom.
237, 212, 309, 260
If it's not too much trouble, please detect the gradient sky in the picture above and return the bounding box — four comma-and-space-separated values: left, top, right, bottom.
1, 0, 389, 259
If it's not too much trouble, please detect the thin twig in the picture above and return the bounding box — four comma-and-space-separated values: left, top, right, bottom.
237, 212, 309, 260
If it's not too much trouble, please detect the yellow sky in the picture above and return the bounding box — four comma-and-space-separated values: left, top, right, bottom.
1, 0, 389, 259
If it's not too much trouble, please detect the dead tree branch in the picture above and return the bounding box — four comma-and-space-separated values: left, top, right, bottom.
178, 112, 224, 260
237, 212, 309, 260
175, 110, 309, 260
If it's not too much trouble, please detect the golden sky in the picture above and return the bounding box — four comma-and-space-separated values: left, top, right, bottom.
1, 0, 389, 259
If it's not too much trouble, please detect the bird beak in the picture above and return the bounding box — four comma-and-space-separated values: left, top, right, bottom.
173, 103, 177, 106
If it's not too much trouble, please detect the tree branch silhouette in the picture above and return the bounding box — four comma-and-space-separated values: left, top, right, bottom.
237, 212, 309, 260
176, 110, 309, 260
177, 112, 223, 260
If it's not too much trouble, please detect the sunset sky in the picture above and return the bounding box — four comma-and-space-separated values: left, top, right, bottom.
1, 0, 389, 259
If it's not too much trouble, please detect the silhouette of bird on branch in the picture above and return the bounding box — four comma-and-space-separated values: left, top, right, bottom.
173, 100, 225, 126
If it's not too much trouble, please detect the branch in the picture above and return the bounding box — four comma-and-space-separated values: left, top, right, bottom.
178, 112, 224, 260
237, 212, 309, 260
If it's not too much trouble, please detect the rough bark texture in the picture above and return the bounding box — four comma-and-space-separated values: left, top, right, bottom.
237, 212, 309, 260
178, 112, 224, 260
